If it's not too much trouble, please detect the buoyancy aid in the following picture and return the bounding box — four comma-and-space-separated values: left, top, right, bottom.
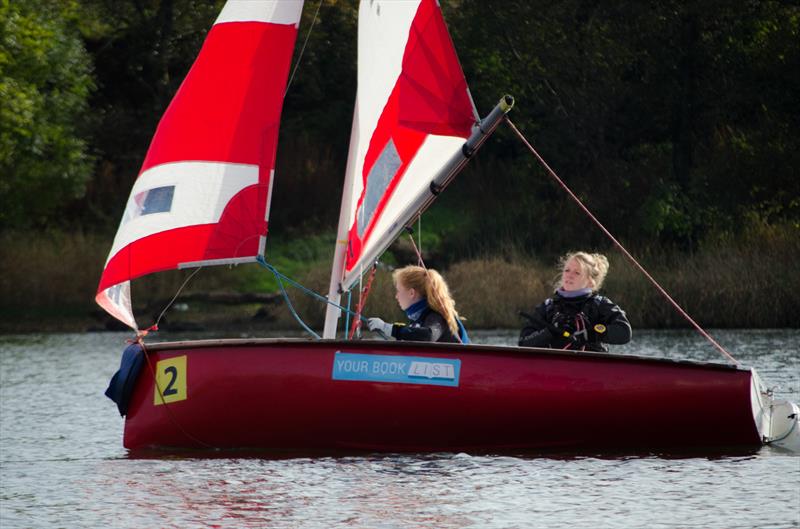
520, 290, 631, 352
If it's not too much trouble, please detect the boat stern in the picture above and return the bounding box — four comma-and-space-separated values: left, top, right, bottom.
750, 368, 800, 451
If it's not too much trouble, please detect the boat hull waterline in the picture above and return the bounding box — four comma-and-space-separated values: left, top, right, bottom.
122, 339, 766, 452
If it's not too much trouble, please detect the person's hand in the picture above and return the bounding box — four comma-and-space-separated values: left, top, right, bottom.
560, 314, 602, 347
548, 312, 575, 338
367, 317, 393, 336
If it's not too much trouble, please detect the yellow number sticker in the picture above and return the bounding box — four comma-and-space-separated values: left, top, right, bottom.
154, 355, 187, 405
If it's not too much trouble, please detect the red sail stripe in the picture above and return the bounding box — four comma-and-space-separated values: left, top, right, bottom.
99, 225, 220, 293
140, 22, 295, 174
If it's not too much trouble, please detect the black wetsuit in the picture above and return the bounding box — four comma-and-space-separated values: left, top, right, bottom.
518, 291, 631, 351
392, 307, 459, 343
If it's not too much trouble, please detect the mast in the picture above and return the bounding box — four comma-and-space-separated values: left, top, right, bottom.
322, 96, 514, 338
323, 103, 362, 339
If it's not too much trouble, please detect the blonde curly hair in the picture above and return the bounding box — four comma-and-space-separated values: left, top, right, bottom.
553, 251, 610, 290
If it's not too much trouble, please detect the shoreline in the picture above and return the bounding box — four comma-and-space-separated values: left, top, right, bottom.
2, 226, 798, 333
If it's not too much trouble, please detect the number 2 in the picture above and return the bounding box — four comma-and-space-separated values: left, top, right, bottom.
162, 366, 178, 396
154, 355, 187, 405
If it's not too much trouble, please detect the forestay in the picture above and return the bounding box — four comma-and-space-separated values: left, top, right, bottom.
96, 0, 303, 329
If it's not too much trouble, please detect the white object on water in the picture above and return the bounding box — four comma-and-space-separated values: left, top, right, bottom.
766, 399, 800, 451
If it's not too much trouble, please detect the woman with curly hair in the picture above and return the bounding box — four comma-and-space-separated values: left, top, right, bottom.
519, 251, 631, 352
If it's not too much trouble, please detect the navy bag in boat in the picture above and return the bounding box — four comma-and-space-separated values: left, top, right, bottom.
105, 343, 144, 416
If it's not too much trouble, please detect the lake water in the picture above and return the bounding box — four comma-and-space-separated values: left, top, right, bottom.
1, 329, 798, 528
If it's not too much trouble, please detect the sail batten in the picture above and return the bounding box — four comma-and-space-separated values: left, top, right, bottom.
96, 1, 303, 329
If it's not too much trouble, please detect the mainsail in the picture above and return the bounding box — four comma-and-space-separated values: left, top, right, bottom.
323, 0, 511, 337
96, 0, 303, 329
339, 0, 476, 288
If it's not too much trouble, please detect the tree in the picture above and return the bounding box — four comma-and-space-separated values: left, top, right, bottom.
0, 0, 94, 229
74, 0, 225, 227
445, 0, 799, 253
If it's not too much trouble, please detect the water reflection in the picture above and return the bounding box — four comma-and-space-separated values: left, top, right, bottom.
74, 452, 800, 529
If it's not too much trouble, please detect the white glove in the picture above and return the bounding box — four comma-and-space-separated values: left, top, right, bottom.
367, 317, 393, 336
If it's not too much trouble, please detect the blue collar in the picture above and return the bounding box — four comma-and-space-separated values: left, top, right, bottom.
556, 287, 593, 298
404, 298, 428, 321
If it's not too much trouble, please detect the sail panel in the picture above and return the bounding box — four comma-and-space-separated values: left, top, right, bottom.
104, 161, 259, 264
96, 1, 302, 329
215, 0, 303, 25
349, 134, 465, 282
139, 22, 295, 173
339, 0, 474, 287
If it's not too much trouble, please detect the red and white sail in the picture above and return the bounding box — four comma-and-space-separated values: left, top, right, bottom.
340, 0, 476, 291
96, 0, 303, 329
324, 0, 477, 336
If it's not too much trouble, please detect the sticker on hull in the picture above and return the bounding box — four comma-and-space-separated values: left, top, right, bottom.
332, 351, 460, 387
154, 355, 187, 405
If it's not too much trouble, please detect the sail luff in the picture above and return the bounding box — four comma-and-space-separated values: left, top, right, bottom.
323, 102, 363, 339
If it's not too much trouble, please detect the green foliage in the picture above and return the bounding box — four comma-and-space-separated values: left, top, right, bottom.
244, 232, 336, 293
3, 0, 799, 298
74, 0, 226, 228
0, 0, 94, 229
270, 0, 357, 233
447, 0, 800, 251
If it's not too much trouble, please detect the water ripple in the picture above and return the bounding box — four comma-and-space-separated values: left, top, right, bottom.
1, 331, 798, 529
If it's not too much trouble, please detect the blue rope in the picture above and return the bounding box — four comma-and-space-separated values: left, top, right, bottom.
345, 290, 352, 331
256, 257, 366, 339
258, 258, 320, 339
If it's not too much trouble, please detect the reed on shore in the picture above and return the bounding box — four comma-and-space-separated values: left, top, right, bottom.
0, 222, 796, 333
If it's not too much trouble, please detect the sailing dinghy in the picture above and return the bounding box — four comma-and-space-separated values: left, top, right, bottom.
100, 0, 799, 453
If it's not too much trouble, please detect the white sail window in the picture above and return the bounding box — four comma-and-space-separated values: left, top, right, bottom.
358, 138, 401, 237
122, 185, 175, 224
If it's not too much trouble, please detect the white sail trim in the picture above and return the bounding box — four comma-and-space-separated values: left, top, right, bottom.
343, 1, 420, 223
215, 0, 304, 27
356, 1, 417, 149
341, 133, 464, 290
105, 161, 259, 264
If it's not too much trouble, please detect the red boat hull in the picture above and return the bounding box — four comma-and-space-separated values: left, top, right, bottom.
123, 339, 761, 452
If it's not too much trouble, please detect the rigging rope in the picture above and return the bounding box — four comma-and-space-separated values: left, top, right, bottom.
143, 266, 203, 336
405, 225, 427, 269
260, 259, 321, 339
348, 263, 378, 339
417, 215, 423, 263
256, 257, 369, 339
504, 116, 739, 365
285, 0, 324, 98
